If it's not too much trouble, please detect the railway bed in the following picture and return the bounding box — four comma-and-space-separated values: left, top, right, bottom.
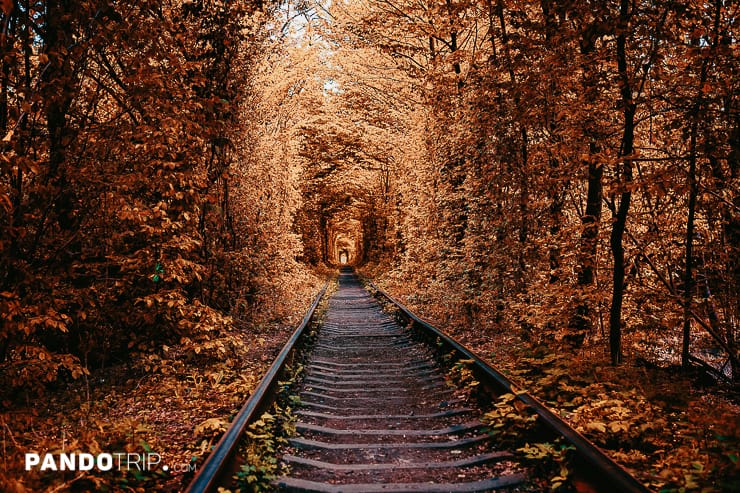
185, 269, 649, 493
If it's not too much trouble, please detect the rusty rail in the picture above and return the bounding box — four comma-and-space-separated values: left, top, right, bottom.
368, 281, 650, 493
184, 282, 328, 493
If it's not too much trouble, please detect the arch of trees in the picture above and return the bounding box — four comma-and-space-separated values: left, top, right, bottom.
2, 0, 736, 392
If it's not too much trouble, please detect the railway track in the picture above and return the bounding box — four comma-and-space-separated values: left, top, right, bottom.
186, 269, 650, 493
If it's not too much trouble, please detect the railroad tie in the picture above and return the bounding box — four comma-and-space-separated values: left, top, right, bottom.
273, 271, 527, 492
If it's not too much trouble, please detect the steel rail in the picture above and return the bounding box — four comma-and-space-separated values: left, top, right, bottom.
184, 283, 329, 493
368, 281, 651, 493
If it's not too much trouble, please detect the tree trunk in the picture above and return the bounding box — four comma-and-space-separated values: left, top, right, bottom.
682, 122, 698, 368
569, 16, 607, 345
682, 55, 708, 368
609, 0, 635, 366
495, 0, 529, 285
43, 0, 77, 232
571, 143, 603, 342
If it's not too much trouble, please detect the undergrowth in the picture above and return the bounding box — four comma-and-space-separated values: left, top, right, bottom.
232, 364, 303, 492
503, 350, 739, 492
226, 279, 335, 492
370, 276, 739, 493
233, 405, 297, 492
0, 274, 326, 493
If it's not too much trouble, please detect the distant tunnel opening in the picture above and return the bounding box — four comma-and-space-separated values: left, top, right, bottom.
298, 168, 391, 269
327, 219, 363, 266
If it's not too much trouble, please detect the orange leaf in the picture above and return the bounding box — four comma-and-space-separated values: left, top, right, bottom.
1, 0, 12, 16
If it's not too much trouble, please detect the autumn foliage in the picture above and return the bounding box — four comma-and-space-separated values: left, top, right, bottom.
290, 0, 739, 378
0, 0, 738, 491
0, 1, 322, 399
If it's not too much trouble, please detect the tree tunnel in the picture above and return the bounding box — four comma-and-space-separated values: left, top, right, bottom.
327, 217, 363, 266
297, 189, 388, 268
295, 102, 397, 269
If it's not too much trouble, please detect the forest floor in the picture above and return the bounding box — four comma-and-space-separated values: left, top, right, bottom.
372, 279, 740, 493
0, 318, 301, 493
451, 328, 739, 492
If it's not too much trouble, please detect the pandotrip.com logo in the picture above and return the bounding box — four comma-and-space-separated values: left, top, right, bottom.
25, 452, 195, 473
